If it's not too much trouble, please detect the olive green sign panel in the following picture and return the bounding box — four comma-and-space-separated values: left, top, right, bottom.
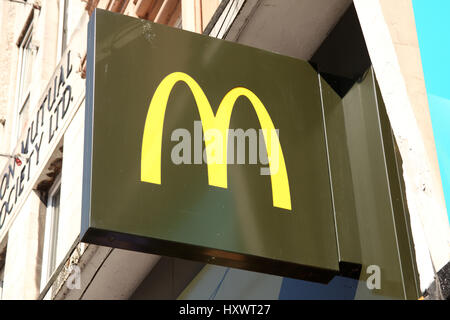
82, 9, 345, 282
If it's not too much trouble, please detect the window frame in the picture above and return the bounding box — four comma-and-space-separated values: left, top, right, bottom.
47, 178, 61, 279
56, 0, 69, 63
17, 23, 33, 108
13, 14, 35, 147
0, 242, 6, 301
40, 174, 62, 290
0, 265, 4, 300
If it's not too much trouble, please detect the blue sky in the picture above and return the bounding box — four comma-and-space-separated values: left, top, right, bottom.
412, 0, 450, 221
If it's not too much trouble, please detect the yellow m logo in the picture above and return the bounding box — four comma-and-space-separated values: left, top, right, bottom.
141, 72, 292, 211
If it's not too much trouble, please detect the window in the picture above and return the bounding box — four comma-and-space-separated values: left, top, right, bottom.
17, 94, 30, 140
45, 177, 61, 280
57, 0, 69, 62
15, 18, 35, 143
17, 25, 33, 106
0, 245, 6, 300
40, 169, 64, 293
0, 265, 3, 300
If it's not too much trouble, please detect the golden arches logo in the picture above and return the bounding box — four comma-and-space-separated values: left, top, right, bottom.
141, 72, 292, 211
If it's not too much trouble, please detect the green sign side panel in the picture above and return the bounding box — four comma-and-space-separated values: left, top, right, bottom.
82, 9, 341, 281
318, 69, 420, 299
319, 76, 362, 264
327, 69, 415, 299
374, 78, 420, 299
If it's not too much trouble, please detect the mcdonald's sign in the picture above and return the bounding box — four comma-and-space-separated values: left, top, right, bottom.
141, 71, 291, 211
81, 9, 357, 282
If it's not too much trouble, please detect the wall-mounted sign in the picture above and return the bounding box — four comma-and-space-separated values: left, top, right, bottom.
0, 48, 84, 243
82, 9, 352, 282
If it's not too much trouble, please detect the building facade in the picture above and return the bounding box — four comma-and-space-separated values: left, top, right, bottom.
0, 0, 448, 300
